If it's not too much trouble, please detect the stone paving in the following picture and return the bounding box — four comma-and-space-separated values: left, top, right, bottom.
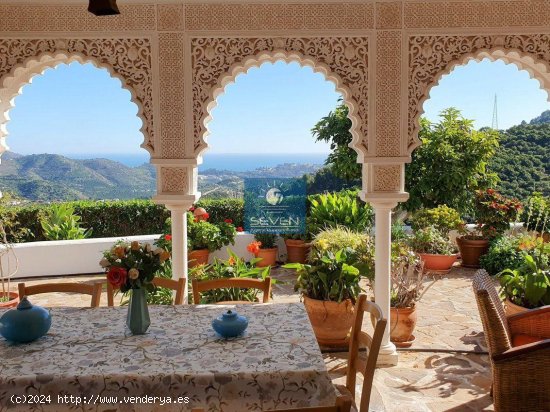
6, 265, 493, 411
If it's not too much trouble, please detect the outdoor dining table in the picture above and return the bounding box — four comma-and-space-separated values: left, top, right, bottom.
0, 302, 336, 411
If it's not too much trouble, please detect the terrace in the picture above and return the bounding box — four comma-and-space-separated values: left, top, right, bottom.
0, 1, 549, 411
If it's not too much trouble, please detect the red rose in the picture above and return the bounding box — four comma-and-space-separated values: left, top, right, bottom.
236, 226, 244, 232
224, 219, 233, 224
165, 234, 172, 241
107, 266, 127, 289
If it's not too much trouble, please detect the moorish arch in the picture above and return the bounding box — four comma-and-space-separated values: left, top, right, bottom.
408, 34, 550, 153
0, 38, 155, 157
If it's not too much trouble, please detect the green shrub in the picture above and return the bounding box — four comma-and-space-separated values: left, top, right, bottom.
40, 204, 92, 240
187, 212, 236, 252
523, 192, 549, 233
195, 198, 244, 227
479, 235, 525, 276
308, 190, 373, 234
410, 205, 463, 235
254, 233, 278, 249
408, 226, 457, 255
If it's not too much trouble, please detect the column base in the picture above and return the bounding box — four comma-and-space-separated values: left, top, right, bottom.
376, 342, 399, 367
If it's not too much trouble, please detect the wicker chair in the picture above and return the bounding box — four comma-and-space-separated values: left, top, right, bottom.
472, 270, 550, 412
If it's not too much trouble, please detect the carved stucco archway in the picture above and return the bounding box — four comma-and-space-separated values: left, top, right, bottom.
408, 34, 550, 153
191, 36, 370, 163
0, 38, 155, 156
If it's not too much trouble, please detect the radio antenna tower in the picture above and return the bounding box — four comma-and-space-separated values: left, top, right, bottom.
491, 94, 499, 130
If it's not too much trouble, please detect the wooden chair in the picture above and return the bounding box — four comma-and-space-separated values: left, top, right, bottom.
335, 293, 387, 412
472, 270, 550, 412
191, 395, 352, 412
106, 277, 186, 306
18, 281, 103, 307
192, 277, 271, 304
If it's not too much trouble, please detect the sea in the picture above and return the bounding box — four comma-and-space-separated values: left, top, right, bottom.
67, 153, 328, 171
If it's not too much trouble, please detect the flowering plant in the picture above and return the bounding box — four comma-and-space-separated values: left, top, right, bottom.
187, 211, 236, 252
469, 189, 522, 239
101, 240, 169, 293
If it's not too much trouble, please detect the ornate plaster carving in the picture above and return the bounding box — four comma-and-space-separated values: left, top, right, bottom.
184, 3, 374, 32
157, 4, 185, 32
373, 165, 401, 192
0, 4, 156, 32
159, 33, 186, 159
161, 167, 188, 194
191, 36, 369, 159
0, 38, 154, 155
376, 1, 402, 29
404, 1, 550, 29
408, 34, 550, 153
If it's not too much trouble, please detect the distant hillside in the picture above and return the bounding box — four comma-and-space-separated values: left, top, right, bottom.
491, 113, 550, 199
0, 153, 156, 201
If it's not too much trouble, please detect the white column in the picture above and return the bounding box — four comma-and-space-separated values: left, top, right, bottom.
167, 205, 188, 303
372, 200, 399, 366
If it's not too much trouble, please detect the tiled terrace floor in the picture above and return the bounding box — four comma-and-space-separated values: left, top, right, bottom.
7, 265, 492, 411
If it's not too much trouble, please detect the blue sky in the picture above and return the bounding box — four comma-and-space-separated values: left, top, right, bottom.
6, 58, 550, 157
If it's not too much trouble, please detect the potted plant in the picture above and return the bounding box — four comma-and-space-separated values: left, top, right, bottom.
410, 205, 463, 236
390, 247, 435, 347
248, 233, 278, 267
457, 189, 522, 268
284, 227, 374, 347
497, 239, 550, 316
192, 249, 274, 304
409, 226, 459, 274
0, 222, 18, 308
523, 192, 549, 242
102, 240, 170, 334
283, 232, 311, 264
186, 211, 236, 267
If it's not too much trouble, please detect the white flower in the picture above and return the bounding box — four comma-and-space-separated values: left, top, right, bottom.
128, 268, 139, 280
99, 257, 110, 268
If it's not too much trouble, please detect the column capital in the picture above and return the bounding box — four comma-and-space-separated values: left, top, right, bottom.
360, 192, 408, 208
152, 194, 199, 209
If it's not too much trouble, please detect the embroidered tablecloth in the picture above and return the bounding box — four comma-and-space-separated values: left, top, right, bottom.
0, 303, 335, 411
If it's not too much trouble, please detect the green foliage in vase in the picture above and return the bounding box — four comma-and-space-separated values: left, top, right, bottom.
40, 204, 92, 240
408, 226, 457, 255
405, 108, 500, 214
410, 205, 463, 235
308, 190, 373, 235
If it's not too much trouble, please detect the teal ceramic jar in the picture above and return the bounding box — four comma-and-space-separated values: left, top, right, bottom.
212, 310, 248, 338
0, 297, 52, 343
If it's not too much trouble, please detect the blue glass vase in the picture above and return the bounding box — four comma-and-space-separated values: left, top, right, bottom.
126, 288, 150, 335
212, 310, 248, 338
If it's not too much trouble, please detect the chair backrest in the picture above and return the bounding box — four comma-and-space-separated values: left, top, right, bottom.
345, 294, 387, 412
106, 277, 186, 306
472, 269, 512, 356
191, 396, 352, 412
18, 281, 102, 307
192, 277, 271, 304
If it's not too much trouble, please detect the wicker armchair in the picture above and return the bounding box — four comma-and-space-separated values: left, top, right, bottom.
472, 270, 550, 412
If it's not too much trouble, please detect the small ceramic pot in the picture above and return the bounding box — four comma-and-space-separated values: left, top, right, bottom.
0, 297, 51, 343
212, 310, 248, 338
256, 247, 278, 267
189, 249, 210, 267
0, 291, 19, 308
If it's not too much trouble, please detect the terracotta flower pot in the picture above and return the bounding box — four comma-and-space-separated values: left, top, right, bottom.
418, 253, 459, 274
303, 296, 355, 347
541, 232, 550, 243
285, 239, 310, 263
256, 247, 278, 267
188, 249, 210, 267
457, 236, 490, 268
0, 291, 19, 308
504, 299, 529, 317
390, 306, 417, 348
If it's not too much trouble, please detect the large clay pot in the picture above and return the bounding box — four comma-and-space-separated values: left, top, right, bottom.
188, 249, 210, 267
285, 239, 310, 263
256, 247, 278, 267
504, 299, 529, 317
0, 292, 19, 309
390, 306, 417, 348
303, 296, 355, 347
457, 236, 490, 268
418, 253, 459, 274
